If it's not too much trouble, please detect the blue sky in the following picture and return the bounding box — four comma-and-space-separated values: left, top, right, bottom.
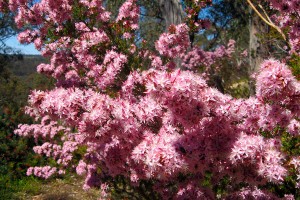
4, 36, 40, 55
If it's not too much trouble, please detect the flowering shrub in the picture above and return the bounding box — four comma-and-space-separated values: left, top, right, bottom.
2, 0, 300, 199
264, 0, 300, 55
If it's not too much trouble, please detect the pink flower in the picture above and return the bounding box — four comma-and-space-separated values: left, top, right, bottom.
155, 24, 190, 58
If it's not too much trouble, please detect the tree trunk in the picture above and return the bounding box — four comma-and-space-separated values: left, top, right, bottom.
158, 0, 185, 69
158, 0, 185, 29
248, 10, 268, 95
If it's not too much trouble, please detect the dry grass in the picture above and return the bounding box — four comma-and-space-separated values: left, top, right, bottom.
15, 175, 100, 200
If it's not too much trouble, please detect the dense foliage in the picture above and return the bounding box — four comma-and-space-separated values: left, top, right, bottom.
0, 3, 53, 198
0, 55, 54, 199
2, 0, 300, 199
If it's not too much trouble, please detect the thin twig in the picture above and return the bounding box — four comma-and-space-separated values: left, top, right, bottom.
246, 0, 287, 41
258, 4, 272, 23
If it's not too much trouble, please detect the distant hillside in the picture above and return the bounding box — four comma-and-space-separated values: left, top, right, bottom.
8, 54, 48, 77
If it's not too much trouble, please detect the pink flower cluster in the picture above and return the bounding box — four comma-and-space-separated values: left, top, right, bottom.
182, 39, 236, 70
132, 129, 187, 180
225, 186, 279, 199
261, 0, 300, 55
26, 166, 57, 179
256, 59, 297, 102
116, 0, 139, 30
231, 134, 287, 183
155, 24, 190, 58
87, 50, 127, 89
3, 0, 300, 199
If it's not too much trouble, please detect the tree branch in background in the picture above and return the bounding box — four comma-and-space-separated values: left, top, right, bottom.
246, 0, 287, 42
